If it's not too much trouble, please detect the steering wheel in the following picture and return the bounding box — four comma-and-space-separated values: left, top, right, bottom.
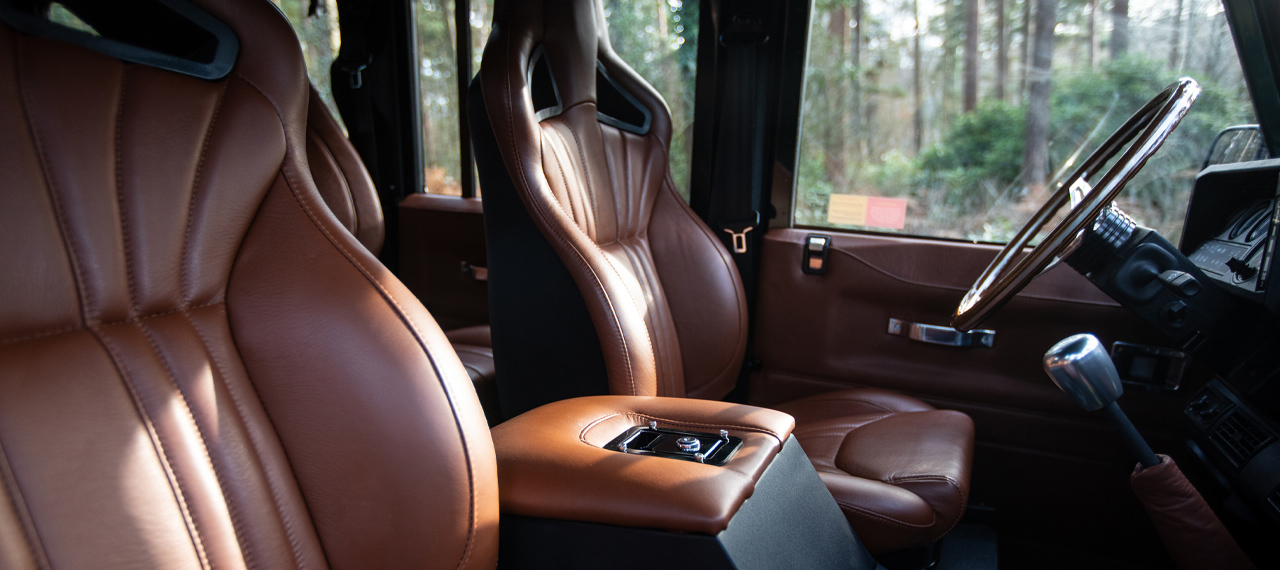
952, 78, 1202, 332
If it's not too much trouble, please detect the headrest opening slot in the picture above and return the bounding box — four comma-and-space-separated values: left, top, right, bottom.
528, 45, 563, 122
595, 62, 651, 135
0, 0, 239, 81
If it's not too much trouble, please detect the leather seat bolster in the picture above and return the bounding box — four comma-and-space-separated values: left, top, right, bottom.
490, 396, 795, 535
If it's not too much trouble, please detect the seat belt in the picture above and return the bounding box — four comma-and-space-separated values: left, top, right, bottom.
331, 0, 380, 189
704, 4, 776, 400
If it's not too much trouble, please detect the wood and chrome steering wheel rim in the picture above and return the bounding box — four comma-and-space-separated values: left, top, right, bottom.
951, 78, 1201, 332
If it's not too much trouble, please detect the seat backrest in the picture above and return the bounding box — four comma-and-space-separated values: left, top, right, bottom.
472, 0, 747, 417
305, 86, 384, 256
0, 1, 497, 568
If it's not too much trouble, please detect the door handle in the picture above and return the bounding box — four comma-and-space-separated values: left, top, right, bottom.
887, 318, 995, 348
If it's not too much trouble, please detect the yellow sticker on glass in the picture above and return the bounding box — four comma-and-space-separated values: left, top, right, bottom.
828, 195, 907, 230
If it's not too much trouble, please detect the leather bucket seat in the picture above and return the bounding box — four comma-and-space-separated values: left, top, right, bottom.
470, 0, 975, 553
303, 86, 500, 421
0, 1, 497, 568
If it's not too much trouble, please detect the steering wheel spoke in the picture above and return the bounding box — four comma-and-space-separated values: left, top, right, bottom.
952, 78, 1201, 332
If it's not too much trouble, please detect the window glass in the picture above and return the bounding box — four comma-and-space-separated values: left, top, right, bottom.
796, 0, 1255, 245
415, 0, 492, 196
604, 0, 700, 200
272, 0, 345, 131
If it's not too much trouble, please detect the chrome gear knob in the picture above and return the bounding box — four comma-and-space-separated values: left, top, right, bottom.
1042, 333, 1123, 412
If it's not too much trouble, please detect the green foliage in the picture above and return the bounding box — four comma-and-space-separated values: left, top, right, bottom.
919, 101, 1025, 208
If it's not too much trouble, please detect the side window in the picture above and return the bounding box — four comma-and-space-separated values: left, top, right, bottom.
415, 0, 493, 197
271, 0, 345, 131
412, 0, 699, 198
795, 0, 1255, 244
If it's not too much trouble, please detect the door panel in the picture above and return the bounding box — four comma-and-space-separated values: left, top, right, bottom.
398, 194, 488, 330
754, 228, 1204, 567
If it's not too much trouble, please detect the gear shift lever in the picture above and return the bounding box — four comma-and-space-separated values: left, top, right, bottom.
1043, 334, 1160, 468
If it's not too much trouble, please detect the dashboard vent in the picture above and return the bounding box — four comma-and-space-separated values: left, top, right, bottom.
1210, 411, 1273, 467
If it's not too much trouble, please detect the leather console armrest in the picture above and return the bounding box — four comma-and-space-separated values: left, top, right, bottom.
490, 396, 796, 535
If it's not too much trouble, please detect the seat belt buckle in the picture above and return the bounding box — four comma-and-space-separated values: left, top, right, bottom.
719, 211, 761, 255
339, 55, 372, 89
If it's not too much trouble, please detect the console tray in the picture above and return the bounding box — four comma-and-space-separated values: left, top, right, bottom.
604, 424, 743, 466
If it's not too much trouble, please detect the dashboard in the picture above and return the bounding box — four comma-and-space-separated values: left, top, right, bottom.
1177, 158, 1280, 531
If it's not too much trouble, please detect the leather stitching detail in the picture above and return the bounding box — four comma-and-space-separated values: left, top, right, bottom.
234, 71, 482, 570
184, 308, 313, 570
182, 80, 232, 305
115, 66, 140, 320
90, 328, 214, 570
15, 33, 93, 325
835, 500, 937, 529
656, 171, 745, 394
137, 318, 254, 570
887, 474, 968, 539
0, 439, 52, 570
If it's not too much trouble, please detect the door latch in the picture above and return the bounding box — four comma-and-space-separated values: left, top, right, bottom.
802, 234, 831, 274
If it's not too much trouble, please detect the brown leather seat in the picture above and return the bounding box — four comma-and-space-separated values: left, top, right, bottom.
0, 1, 497, 568
470, 0, 973, 553
303, 86, 500, 421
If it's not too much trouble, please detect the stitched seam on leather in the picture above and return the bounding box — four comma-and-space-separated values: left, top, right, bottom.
90, 327, 214, 570
577, 413, 625, 443
544, 129, 580, 228
835, 501, 937, 529
182, 80, 232, 306
657, 172, 745, 391
494, 58, 637, 396
310, 128, 358, 235
115, 66, 140, 319
234, 72, 480, 570
566, 121, 599, 241
888, 474, 967, 539
0, 304, 225, 347
15, 33, 93, 325
138, 318, 253, 570
0, 439, 52, 570
617, 239, 673, 396
184, 308, 311, 570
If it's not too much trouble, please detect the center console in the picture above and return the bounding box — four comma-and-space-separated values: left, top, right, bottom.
489, 396, 880, 569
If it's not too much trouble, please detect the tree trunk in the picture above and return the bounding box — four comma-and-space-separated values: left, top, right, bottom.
1087, 0, 1096, 68
963, 0, 980, 111
1169, 0, 1183, 69
1110, 0, 1129, 59
824, 5, 848, 192
853, 0, 864, 162
1020, 0, 1031, 104
996, 0, 1007, 100
1023, 0, 1058, 193
914, 0, 924, 152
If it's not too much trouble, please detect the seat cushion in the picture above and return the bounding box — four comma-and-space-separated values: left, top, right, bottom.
774, 388, 975, 554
